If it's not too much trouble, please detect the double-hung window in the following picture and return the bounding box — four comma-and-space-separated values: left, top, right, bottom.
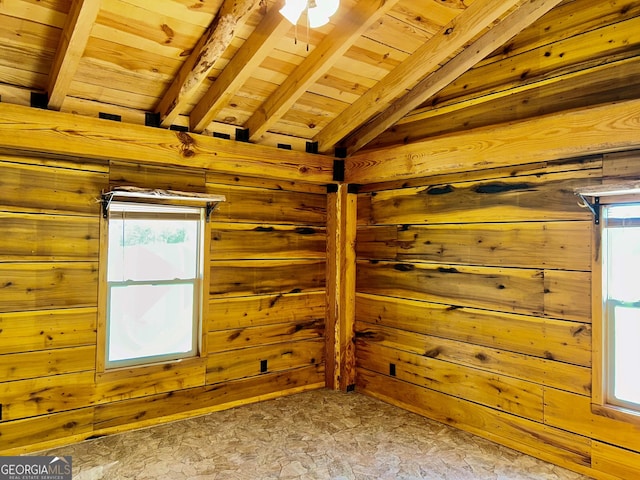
104, 201, 205, 369
601, 202, 640, 412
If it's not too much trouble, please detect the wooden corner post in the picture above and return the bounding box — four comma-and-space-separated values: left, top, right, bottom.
325, 183, 357, 391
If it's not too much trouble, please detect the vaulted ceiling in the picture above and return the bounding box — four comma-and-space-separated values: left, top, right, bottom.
1, 0, 639, 156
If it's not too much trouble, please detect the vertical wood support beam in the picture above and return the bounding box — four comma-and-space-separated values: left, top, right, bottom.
325, 184, 357, 390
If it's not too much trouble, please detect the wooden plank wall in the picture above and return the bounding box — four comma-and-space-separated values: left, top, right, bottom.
0, 154, 327, 454
353, 150, 640, 479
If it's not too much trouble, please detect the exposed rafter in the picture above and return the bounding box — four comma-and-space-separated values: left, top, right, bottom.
243, 0, 401, 143
340, 0, 566, 155
190, 0, 291, 133
154, 0, 263, 128
47, 0, 101, 110
312, 0, 526, 153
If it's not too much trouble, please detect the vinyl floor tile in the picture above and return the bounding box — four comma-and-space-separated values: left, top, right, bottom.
40, 389, 592, 480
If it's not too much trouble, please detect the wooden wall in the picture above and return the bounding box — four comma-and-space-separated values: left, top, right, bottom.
352, 142, 640, 477
0, 110, 330, 453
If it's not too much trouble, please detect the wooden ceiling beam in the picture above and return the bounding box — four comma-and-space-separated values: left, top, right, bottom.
190, 1, 291, 133
345, 98, 640, 184
244, 0, 401, 143
155, 0, 262, 128
340, 0, 565, 155
47, 0, 101, 111
0, 103, 334, 183
313, 0, 526, 153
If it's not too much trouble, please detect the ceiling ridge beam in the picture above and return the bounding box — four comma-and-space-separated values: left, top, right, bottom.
312, 0, 527, 153
190, 1, 291, 133
341, 0, 566, 155
243, 0, 401, 143
47, 0, 102, 111
155, 0, 262, 128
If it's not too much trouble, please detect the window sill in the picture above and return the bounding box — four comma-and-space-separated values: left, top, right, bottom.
95, 356, 206, 383
592, 402, 640, 426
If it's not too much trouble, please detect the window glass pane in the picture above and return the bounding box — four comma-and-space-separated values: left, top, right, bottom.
607, 204, 640, 221
612, 306, 640, 406
104, 202, 204, 369
108, 283, 195, 363
606, 227, 640, 301
108, 216, 199, 282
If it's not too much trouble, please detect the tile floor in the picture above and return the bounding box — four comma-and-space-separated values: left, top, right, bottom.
41, 389, 591, 479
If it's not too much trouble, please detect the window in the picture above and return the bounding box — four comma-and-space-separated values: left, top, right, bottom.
601, 203, 640, 411
104, 202, 205, 369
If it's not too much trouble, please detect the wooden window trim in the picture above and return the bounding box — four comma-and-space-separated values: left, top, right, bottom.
95, 202, 211, 380
591, 195, 640, 426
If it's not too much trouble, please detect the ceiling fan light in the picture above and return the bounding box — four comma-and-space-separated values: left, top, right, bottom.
308, 13, 330, 28
314, 0, 339, 18
280, 0, 306, 25
281, 0, 339, 27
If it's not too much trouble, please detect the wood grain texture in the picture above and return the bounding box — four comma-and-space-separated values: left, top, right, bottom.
209, 259, 325, 297
357, 371, 593, 473
435, 16, 640, 109
357, 221, 592, 271
592, 441, 640, 479
0, 103, 334, 183
346, 99, 640, 184
210, 223, 326, 259
314, 0, 523, 151
356, 294, 591, 366
356, 322, 591, 395
357, 341, 545, 420
325, 185, 357, 390
156, 0, 262, 126
0, 149, 328, 454
0, 262, 98, 312
245, 0, 401, 142
93, 365, 324, 432
360, 172, 595, 226
0, 371, 96, 421
47, 0, 101, 110
208, 292, 325, 331
342, 0, 565, 153
0, 158, 106, 216
190, 0, 293, 132
0, 212, 99, 261
356, 260, 545, 316
208, 184, 327, 225
544, 388, 640, 454
94, 358, 207, 404
0, 346, 96, 381
0, 307, 97, 355
374, 58, 640, 148
0, 408, 94, 455
206, 339, 324, 383
207, 319, 324, 353
110, 160, 206, 192
205, 170, 328, 194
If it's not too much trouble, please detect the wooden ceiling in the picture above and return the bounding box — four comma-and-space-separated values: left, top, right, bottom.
1, 0, 639, 156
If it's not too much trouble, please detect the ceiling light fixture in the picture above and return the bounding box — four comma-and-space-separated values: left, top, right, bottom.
280, 0, 339, 29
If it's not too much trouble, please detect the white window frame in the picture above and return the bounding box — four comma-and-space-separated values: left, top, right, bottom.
102, 201, 206, 370
580, 183, 640, 423
601, 202, 640, 412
